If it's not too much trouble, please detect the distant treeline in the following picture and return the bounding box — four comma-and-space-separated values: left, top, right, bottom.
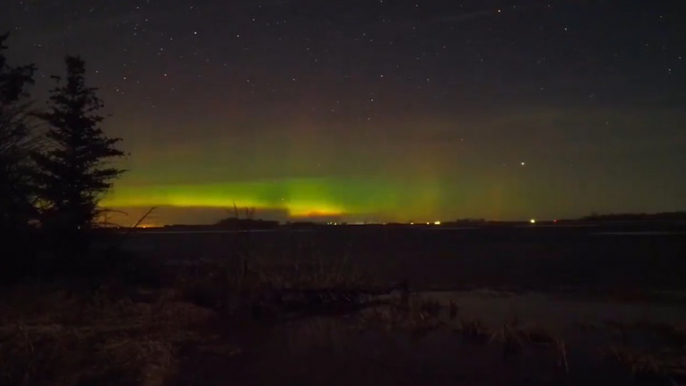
141, 213, 686, 231
445, 219, 488, 225
159, 218, 280, 231
216, 217, 279, 229
580, 212, 686, 222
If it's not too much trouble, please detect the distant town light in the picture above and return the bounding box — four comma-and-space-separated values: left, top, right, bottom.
434, 221, 441, 225
530, 219, 536, 224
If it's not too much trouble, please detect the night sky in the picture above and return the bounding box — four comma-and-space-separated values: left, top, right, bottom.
3, 0, 685, 225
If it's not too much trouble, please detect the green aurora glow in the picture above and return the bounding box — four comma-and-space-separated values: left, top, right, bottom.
101, 105, 686, 226
102, 177, 451, 220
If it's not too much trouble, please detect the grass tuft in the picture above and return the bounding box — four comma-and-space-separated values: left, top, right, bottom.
0, 283, 214, 386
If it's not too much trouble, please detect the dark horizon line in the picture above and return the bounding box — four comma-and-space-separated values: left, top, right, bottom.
106, 211, 686, 229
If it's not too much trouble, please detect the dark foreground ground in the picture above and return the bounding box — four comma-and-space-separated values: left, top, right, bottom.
3, 223, 686, 385
150, 224, 686, 385
123, 223, 686, 295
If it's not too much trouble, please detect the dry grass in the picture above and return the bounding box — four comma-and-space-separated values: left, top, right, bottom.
355, 295, 571, 371
458, 319, 491, 344
10, 255, 686, 385
455, 318, 570, 370
171, 256, 380, 320
487, 320, 525, 359
355, 296, 445, 335
606, 346, 667, 379
244, 252, 373, 292
0, 283, 215, 386
508, 324, 568, 372
604, 344, 686, 383
631, 321, 686, 348
598, 321, 686, 382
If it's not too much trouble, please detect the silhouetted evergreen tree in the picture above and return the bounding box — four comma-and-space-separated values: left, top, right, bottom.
0, 33, 37, 235
34, 56, 125, 260
0, 33, 39, 278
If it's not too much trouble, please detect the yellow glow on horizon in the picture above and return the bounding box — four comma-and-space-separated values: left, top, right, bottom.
102, 193, 344, 218
286, 203, 344, 217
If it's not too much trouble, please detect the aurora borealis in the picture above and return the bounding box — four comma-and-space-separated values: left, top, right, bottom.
3, 1, 685, 225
